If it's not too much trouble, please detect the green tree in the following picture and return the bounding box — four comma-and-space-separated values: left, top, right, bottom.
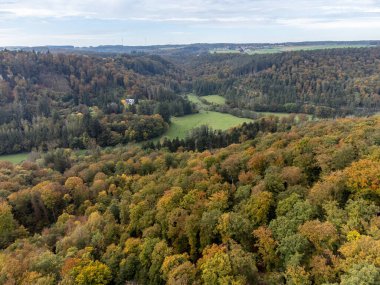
0, 201, 18, 248
340, 263, 380, 285
73, 260, 112, 285
154, 102, 171, 123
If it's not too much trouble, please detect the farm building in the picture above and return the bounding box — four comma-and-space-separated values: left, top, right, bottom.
125, 99, 135, 105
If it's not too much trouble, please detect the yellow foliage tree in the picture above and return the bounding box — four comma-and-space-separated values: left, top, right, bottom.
345, 159, 380, 195
73, 260, 112, 285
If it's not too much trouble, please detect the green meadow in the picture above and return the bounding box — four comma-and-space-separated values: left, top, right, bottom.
187, 94, 226, 106
212, 44, 370, 55
0, 94, 304, 161
0, 153, 29, 164
156, 94, 253, 140
202, 95, 226, 105
187, 94, 203, 105
161, 111, 253, 140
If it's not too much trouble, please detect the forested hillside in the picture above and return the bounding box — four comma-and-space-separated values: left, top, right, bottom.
1, 47, 380, 155
185, 47, 380, 117
0, 116, 380, 284
0, 51, 195, 154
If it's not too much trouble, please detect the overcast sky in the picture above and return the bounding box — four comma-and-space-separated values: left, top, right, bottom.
1, 0, 380, 46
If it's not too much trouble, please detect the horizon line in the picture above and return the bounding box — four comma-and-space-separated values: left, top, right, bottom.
1, 40, 380, 49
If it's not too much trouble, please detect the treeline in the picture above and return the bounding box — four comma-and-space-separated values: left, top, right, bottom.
0, 106, 168, 154
202, 99, 263, 119
2, 47, 379, 155
0, 51, 185, 115
0, 51, 196, 154
184, 47, 380, 116
0, 116, 380, 284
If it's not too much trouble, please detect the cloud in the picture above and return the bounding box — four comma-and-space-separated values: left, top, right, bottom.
0, 0, 123, 19
1, 0, 379, 45
277, 17, 380, 29
0, 0, 378, 23
0, 27, 19, 34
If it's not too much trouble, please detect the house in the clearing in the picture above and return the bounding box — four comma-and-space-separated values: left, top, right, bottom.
121, 98, 136, 109
125, 98, 135, 105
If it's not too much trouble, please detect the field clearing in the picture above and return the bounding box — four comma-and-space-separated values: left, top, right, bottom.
212, 44, 371, 55
187, 94, 305, 118
0, 153, 29, 164
248, 45, 368, 54
161, 111, 253, 140
281, 44, 368, 52
188, 94, 225, 106
202, 95, 226, 105
187, 94, 203, 105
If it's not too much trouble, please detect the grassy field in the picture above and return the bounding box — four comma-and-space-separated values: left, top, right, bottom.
187, 94, 203, 105
0, 153, 29, 164
248, 45, 368, 54
161, 111, 253, 140
0, 95, 309, 161
188, 94, 225, 106
157, 93, 250, 140
187, 94, 303, 118
212, 44, 370, 55
202, 95, 226, 105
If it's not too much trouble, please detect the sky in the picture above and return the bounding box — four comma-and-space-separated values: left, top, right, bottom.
1, 0, 380, 46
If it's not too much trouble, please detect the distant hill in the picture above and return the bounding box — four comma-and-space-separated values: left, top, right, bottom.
2, 40, 380, 56
0, 51, 195, 154
181, 47, 380, 117
0, 45, 379, 155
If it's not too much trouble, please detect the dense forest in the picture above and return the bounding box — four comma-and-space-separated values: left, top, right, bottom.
1, 48, 380, 285
0, 115, 380, 284
1, 47, 380, 154
185, 47, 380, 117
0, 51, 195, 154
